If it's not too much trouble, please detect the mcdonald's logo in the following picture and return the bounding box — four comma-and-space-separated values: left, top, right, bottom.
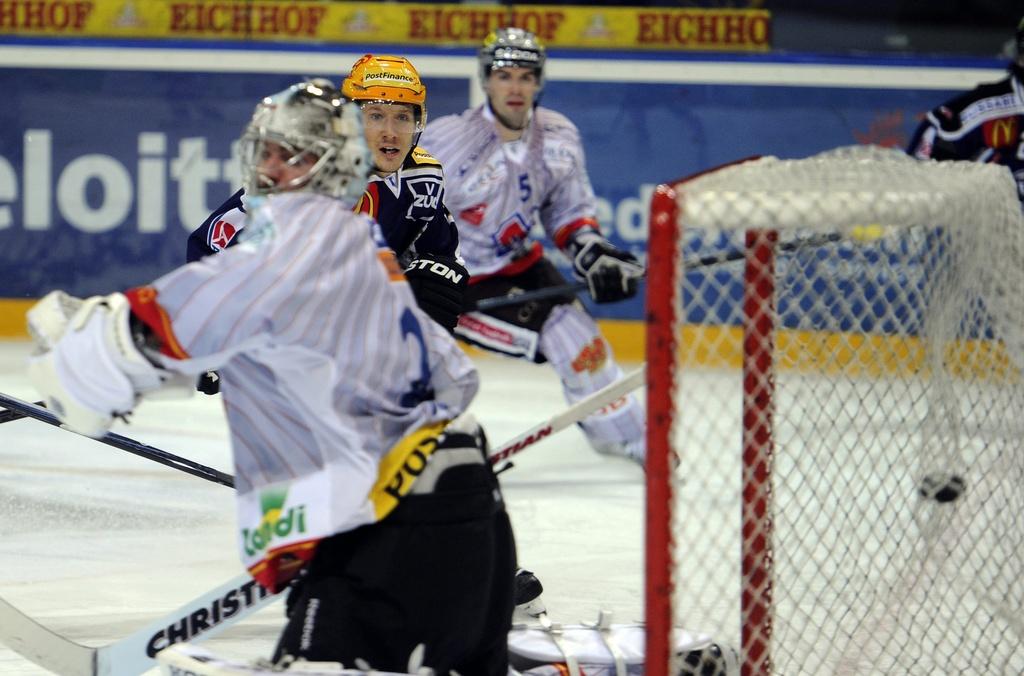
982, 117, 1019, 148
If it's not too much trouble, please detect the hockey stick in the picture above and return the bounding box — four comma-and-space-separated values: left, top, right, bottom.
1, 362, 643, 484
472, 281, 590, 311
0, 400, 45, 424
0, 373, 642, 671
0, 572, 279, 676
471, 232, 848, 312
489, 364, 646, 465
0, 392, 235, 489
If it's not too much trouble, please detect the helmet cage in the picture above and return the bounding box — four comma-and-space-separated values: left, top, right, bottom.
240, 133, 337, 194
240, 81, 370, 203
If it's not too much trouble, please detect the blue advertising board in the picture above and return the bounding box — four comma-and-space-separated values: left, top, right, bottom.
0, 46, 1005, 328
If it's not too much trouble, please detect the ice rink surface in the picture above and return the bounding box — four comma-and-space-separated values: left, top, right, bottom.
0, 340, 648, 675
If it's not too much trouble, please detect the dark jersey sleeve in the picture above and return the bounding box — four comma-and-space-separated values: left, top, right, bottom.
907, 77, 1017, 162
186, 188, 248, 262
905, 116, 935, 157
905, 101, 968, 161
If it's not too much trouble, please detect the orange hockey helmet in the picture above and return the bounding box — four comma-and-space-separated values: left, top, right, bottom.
342, 54, 427, 130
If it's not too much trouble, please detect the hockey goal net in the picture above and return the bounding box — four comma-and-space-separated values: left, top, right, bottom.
643, 145, 1024, 675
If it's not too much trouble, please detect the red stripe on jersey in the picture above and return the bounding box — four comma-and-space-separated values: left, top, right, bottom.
248, 539, 321, 594
355, 182, 380, 218
459, 202, 487, 226
552, 217, 600, 249
124, 286, 190, 360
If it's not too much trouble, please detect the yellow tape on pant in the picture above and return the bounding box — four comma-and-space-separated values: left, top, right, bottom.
370, 420, 448, 521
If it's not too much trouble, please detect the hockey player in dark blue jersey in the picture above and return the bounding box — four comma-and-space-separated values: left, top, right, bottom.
188, 57, 465, 332
907, 16, 1024, 201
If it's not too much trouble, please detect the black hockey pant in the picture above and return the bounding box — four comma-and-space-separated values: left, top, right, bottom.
272, 428, 516, 675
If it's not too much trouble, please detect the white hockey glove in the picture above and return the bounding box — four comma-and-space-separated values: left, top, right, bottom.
567, 231, 645, 304
26, 291, 170, 438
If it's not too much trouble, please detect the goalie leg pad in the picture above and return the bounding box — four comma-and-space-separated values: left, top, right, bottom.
27, 292, 168, 438
508, 622, 739, 676
156, 642, 403, 674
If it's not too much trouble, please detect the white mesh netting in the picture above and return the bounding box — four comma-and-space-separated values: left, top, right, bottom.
656, 146, 1024, 675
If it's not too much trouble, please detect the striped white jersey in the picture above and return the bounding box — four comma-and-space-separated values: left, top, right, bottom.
420, 104, 601, 276
135, 192, 479, 588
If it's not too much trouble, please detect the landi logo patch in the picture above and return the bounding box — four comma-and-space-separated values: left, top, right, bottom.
241, 488, 307, 556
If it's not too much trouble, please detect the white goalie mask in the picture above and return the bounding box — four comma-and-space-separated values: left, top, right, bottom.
239, 80, 371, 202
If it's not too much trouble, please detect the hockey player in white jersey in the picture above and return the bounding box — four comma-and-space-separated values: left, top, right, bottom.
25, 81, 515, 674
420, 27, 647, 465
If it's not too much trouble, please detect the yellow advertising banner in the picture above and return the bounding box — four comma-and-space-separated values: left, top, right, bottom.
0, 1, 771, 51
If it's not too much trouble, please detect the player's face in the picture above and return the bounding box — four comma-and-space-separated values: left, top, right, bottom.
360, 102, 417, 176
485, 67, 539, 132
256, 141, 319, 192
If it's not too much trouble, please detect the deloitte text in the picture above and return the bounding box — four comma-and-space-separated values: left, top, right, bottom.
593, 183, 655, 245
0, 128, 654, 246
0, 130, 239, 233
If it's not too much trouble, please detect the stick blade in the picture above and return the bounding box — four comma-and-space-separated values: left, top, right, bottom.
0, 595, 95, 676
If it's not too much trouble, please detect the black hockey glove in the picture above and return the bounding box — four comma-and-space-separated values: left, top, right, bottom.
197, 370, 220, 395
568, 232, 645, 304
405, 253, 469, 333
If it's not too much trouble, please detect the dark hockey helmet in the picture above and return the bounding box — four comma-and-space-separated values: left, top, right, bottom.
240, 80, 371, 201
479, 27, 547, 90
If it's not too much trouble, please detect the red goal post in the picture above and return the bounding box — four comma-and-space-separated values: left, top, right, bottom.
643, 146, 1024, 676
